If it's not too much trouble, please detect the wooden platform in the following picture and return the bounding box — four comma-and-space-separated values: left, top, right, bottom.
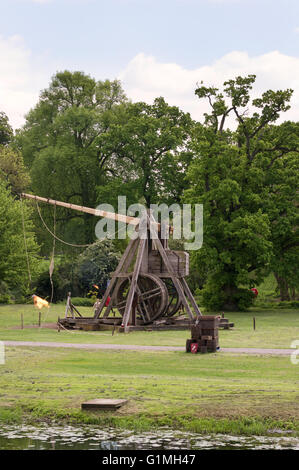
81, 399, 128, 410
58, 315, 234, 332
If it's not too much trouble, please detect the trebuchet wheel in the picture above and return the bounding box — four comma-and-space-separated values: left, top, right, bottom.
115, 274, 169, 324
162, 278, 182, 317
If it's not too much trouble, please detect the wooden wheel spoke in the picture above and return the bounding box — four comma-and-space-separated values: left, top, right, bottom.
138, 287, 161, 301
115, 274, 168, 324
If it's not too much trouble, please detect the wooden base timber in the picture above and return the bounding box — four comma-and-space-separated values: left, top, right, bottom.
58, 315, 234, 332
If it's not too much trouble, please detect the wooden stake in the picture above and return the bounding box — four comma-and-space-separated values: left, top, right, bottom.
21, 313, 24, 330
253, 317, 256, 330
38, 311, 41, 327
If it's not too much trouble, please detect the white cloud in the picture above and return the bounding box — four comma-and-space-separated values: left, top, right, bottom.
1, 34, 298, 130
0, 35, 58, 129
119, 51, 299, 125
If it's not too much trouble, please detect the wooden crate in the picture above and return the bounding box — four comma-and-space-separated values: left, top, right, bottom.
148, 250, 189, 277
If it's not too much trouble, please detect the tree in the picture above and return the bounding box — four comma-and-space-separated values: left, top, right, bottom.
259, 127, 299, 300
74, 240, 120, 296
0, 180, 40, 296
0, 111, 13, 146
185, 75, 298, 310
0, 146, 30, 194
16, 71, 127, 246
98, 97, 193, 207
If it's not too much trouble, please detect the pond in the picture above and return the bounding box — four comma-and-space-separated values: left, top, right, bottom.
0, 424, 298, 450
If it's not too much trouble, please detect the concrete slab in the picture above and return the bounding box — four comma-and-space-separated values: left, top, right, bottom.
81, 399, 128, 410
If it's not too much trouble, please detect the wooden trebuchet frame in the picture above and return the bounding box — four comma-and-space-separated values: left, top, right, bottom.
94, 210, 202, 332
20, 193, 202, 332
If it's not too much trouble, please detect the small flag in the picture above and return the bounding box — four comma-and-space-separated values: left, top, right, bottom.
32, 295, 50, 310
191, 343, 198, 354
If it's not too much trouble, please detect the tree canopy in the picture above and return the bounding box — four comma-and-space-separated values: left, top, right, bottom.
0, 179, 40, 298
16, 71, 128, 246
97, 97, 193, 207
0, 111, 13, 146
2, 71, 298, 308
185, 75, 298, 310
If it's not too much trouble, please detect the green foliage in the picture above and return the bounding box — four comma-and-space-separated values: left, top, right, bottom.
98, 97, 194, 206
185, 75, 298, 310
16, 71, 127, 246
74, 240, 121, 296
34, 240, 121, 301
0, 146, 30, 194
33, 267, 72, 303
0, 111, 13, 145
67, 297, 94, 307
0, 180, 40, 293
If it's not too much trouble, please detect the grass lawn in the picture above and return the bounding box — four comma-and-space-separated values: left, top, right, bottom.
0, 304, 298, 435
0, 345, 299, 435
0, 304, 298, 349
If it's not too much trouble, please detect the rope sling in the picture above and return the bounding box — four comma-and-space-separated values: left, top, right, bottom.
22, 198, 127, 307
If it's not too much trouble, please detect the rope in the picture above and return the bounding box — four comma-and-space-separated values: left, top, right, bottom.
35, 201, 92, 247
35, 200, 128, 246
49, 203, 56, 304
21, 199, 32, 283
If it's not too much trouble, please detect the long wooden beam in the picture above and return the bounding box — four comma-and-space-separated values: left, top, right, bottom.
20, 193, 171, 233
21, 192, 140, 227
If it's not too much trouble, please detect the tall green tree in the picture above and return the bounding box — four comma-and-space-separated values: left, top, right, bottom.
98, 97, 193, 207
0, 180, 40, 295
16, 71, 127, 246
0, 111, 13, 146
0, 146, 30, 194
185, 75, 298, 310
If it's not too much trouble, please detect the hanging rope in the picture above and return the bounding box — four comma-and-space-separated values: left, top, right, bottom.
49, 203, 56, 304
21, 198, 32, 284
35, 201, 92, 248
35, 200, 128, 246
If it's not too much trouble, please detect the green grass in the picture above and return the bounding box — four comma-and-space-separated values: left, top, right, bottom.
0, 303, 298, 435
0, 346, 298, 435
0, 304, 298, 349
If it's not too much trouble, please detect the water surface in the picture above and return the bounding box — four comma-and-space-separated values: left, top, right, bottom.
0, 424, 298, 450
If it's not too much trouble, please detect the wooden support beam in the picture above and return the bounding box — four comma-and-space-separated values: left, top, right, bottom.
94, 237, 138, 319
180, 277, 202, 317
102, 238, 139, 318
121, 236, 147, 331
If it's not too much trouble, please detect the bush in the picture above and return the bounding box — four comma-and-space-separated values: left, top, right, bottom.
33, 269, 72, 303
33, 240, 121, 302
74, 240, 120, 296
277, 300, 299, 309
69, 297, 94, 307
201, 279, 254, 311
0, 294, 11, 304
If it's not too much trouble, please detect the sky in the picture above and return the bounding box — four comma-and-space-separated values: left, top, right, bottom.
0, 0, 299, 129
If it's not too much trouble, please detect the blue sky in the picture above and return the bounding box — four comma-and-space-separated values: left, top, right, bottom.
0, 0, 299, 127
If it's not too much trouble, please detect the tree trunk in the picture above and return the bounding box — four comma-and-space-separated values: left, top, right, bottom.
274, 272, 290, 301
222, 284, 239, 311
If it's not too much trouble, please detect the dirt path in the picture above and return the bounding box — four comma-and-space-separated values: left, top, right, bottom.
3, 340, 294, 355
